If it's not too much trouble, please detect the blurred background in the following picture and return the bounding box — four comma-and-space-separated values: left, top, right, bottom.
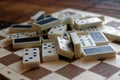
0, 0, 120, 23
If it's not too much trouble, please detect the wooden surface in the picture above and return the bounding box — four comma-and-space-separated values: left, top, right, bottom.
0, 0, 120, 23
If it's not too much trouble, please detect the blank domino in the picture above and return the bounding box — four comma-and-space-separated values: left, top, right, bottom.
78, 34, 96, 48
33, 17, 61, 31
42, 42, 58, 62
23, 48, 40, 68
70, 32, 81, 58
31, 11, 45, 23
82, 45, 116, 61
9, 24, 36, 33
56, 37, 74, 59
89, 31, 109, 46
13, 37, 41, 49
75, 17, 102, 29
48, 24, 67, 39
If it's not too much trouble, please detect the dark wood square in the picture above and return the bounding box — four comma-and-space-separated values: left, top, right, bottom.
22, 67, 51, 80
0, 36, 5, 40
4, 45, 18, 52
89, 62, 120, 78
0, 54, 21, 66
56, 64, 85, 79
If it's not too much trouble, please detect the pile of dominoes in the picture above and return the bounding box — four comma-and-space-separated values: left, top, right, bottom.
7, 11, 116, 69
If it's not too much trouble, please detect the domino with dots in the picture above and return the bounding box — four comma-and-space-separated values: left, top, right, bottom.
82, 45, 116, 61
23, 48, 40, 68
48, 24, 67, 39
56, 37, 74, 59
70, 32, 82, 58
13, 37, 41, 49
78, 34, 96, 48
7, 31, 39, 40
75, 17, 102, 29
74, 26, 101, 34
42, 42, 58, 62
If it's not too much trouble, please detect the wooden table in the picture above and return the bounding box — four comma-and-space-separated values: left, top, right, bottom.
0, 0, 120, 23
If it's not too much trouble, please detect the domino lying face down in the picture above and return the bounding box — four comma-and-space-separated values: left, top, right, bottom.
82, 45, 116, 61
89, 31, 109, 46
13, 37, 41, 49
9, 24, 37, 33
32, 17, 61, 31
30, 11, 45, 23
30, 11, 52, 23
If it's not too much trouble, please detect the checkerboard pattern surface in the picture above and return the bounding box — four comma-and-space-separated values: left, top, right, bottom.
0, 9, 120, 80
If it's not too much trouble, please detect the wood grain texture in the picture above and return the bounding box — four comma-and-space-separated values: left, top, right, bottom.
0, 0, 120, 23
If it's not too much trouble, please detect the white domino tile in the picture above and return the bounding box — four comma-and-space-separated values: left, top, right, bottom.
42, 42, 58, 62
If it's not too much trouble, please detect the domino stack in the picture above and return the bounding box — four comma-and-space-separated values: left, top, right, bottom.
7, 10, 117, 69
